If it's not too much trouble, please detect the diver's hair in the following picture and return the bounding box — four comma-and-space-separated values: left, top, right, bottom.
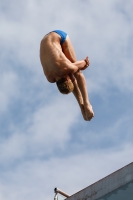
56, 77, 74, 94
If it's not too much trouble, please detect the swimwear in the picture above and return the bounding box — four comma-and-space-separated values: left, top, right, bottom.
52, 30, 67, 45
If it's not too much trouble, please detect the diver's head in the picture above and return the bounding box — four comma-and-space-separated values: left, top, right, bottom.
56, 76, 74, 94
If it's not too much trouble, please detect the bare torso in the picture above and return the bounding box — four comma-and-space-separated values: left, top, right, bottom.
40, 32, 71, 83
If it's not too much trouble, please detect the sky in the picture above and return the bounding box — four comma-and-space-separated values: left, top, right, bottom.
0, 0, 133, 199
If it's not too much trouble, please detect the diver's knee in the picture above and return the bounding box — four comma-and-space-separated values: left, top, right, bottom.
74, 70, 83, 77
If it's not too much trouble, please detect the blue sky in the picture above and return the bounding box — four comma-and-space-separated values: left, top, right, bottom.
0, 0, 133, 199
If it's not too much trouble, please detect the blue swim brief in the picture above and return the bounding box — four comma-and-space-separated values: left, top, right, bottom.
52, 30, 67, 45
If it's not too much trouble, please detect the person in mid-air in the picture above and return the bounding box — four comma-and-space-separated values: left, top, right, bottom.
40, 30, 94, 121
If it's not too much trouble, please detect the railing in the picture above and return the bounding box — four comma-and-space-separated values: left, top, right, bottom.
54, 188, 70, 200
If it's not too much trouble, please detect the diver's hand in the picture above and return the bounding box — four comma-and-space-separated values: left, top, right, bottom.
82, 57, 90, 70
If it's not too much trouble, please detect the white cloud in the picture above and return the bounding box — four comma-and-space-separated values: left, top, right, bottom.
0, 95, 79, 164
26, 96, 78, 153
0, 133, 26, 163
0, 71, 19, 113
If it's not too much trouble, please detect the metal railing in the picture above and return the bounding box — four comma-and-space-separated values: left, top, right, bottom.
54, 188, 70, 200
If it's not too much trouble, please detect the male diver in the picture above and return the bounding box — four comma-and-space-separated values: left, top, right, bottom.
40, 30, 94, 121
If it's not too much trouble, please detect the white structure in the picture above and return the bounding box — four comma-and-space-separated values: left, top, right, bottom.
54, 162, 133, 200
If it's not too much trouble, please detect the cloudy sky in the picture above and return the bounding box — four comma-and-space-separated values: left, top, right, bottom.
0, 0, 133, 199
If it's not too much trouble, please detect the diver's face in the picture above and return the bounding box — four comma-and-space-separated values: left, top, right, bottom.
63, 74, 75, 82
63, 75, 71, 81
66, 74, 75, 83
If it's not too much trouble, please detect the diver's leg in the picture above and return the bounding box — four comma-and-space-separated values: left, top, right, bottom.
74, 70, 94, 121
61, 36, 76, 62
62, 36, 94, 120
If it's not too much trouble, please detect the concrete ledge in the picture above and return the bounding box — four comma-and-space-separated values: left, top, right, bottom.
67, 162, 133, 200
